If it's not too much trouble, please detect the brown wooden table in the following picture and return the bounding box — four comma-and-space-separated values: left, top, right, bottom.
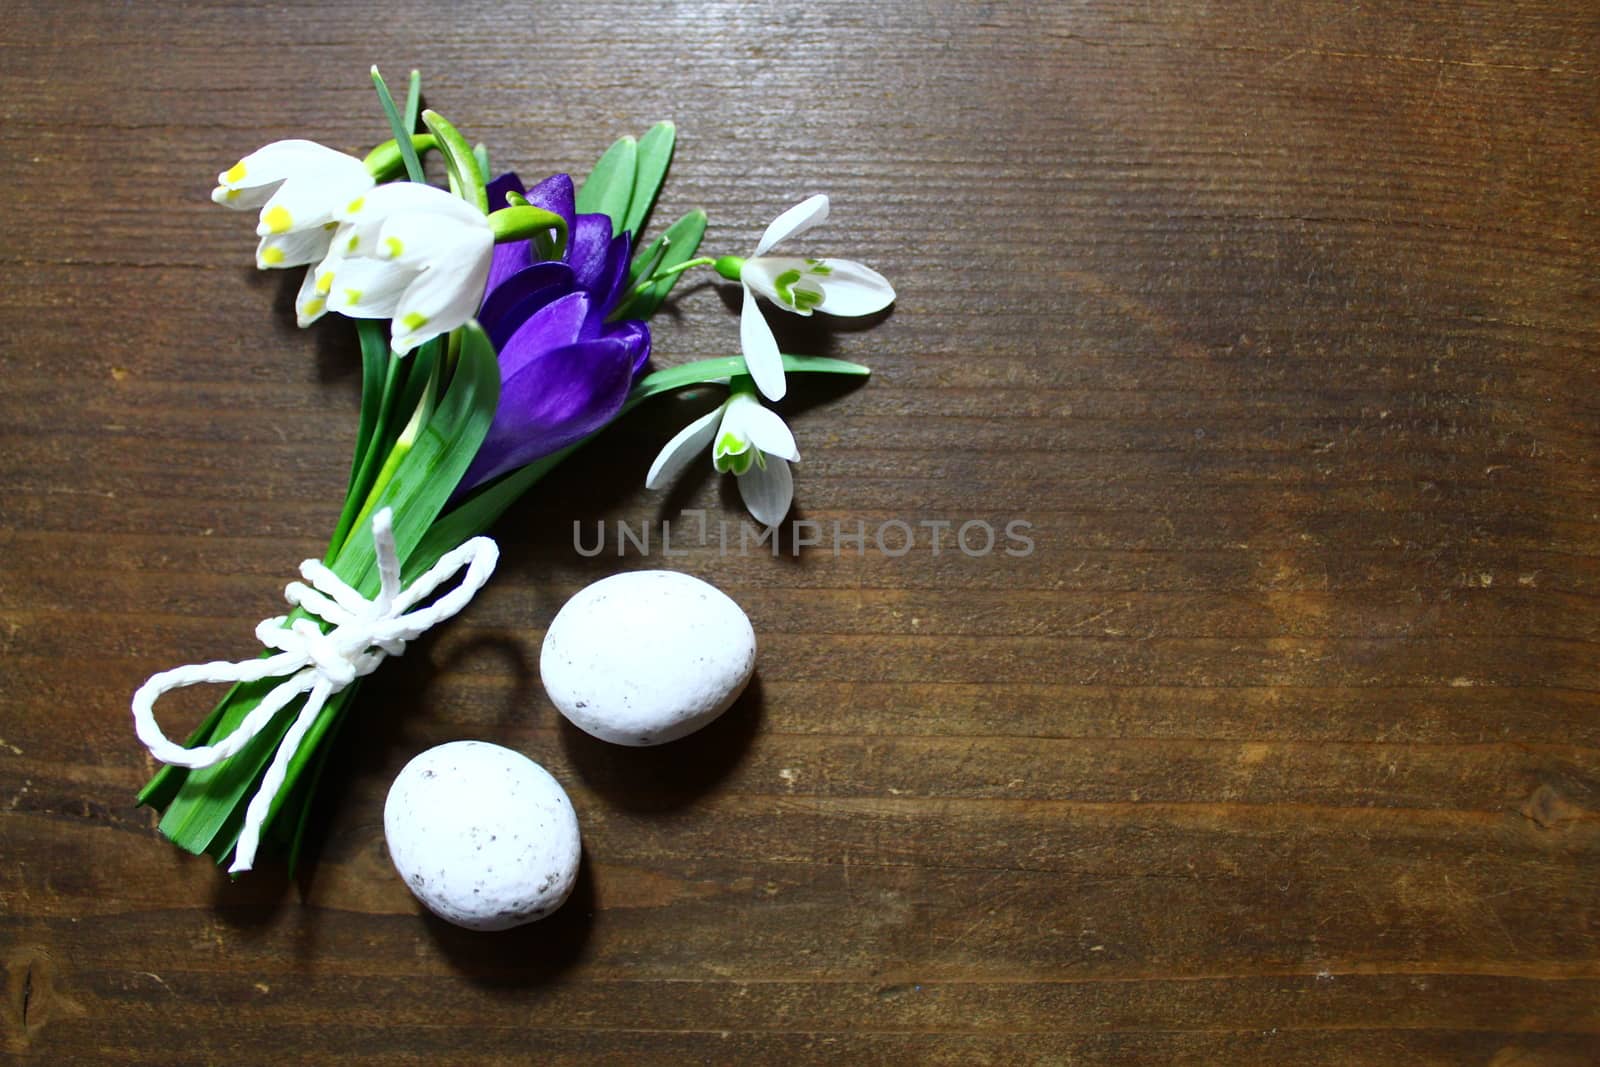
3, 2, 1596, 1063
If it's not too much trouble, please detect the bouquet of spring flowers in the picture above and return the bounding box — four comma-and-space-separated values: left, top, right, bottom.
132, 69, 894, 875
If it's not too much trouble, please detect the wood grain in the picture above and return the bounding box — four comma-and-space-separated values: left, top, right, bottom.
2, 0, 1596, 1063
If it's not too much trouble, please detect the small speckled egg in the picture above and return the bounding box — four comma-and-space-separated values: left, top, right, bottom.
541, 570, 756, 746
383, 741, 580, 931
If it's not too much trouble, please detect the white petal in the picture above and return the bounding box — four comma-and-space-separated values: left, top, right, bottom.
373, 210, 485, 267
255, 167, 374, 237
218, 140, 347, 186
294, 264, 333, 326
213, 139, 345, 205
721, 393, 799, 463
338, 181, 486, 229
645, 406, 723, 489
741, 256, 816, 318
816, 258, 896, 316
740, 284, 787, 402
211, 182, 275, 211
737, 455, 794, 527
255, 225, 336, 270
325, 256, 413, 320
753, 194, 829, 256
389, 232, 494, 354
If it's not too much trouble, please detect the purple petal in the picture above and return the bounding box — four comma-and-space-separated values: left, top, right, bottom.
523, 174, 576, 234
479, 262, 576, 351
462, 336, 634, 490
608, 319, 652, 375
495, 290, 592, 382
589, 232, 634, 311
485, 240, 533, 300
485, 172, 527, 211
567, 214, 615, 295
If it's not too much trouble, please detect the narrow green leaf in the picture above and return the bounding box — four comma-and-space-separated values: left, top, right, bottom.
405, 445, 571, 584
370, 66, 424, 184
284, 697, 351, 878
626, 208, 704, 288
614, 210, 707, 320
623, 122, 675, 238
576, 135, 637, 237
136, 677, 247, 812
392, 338, 440, 442
156, 673, 312, 854
629, 353, 870, 406
328, 324, 499, 593
330, 323, 402, 559
350, 323, 390, 480
402, 70, 423, 136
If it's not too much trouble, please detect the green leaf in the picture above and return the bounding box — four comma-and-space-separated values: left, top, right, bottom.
391, 338, 440, 444
405, 446, 572, 584
361, 134, 438, 181
285, 699, 353, 878
623, 122, 675, 238
421, 109, 487, 212
370, 66, 425, 184
135, 677, 248, 812
328, 324, 500, 593
149, 324, 504, 864
329, 323, 402, 560
349, 324, 389, 487
576, 135, 637, 237
155, 674, 321, 856
402, 70, 422, 136
614, 210, 707, 321
630, 353, 870, 406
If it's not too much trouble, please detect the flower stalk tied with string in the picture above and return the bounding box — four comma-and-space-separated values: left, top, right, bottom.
133, 68, 891, 873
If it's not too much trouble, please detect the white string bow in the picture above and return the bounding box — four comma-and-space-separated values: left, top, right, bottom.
132, 507, 500, 873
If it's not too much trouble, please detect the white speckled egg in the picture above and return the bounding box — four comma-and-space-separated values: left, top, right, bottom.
383, 741, 580, 931
541, 570, 756, 746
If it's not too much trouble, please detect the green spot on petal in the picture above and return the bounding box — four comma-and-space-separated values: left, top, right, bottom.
773, 268, 803, 308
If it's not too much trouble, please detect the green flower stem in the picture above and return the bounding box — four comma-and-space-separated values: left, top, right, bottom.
714, 255, 745, 282
421, 109, 487, 213
487, 205, 568, 260
623, 256, 715, 304
363, 134, 439, 181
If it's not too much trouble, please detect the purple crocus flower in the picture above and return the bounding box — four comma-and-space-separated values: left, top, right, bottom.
460, 172, 649, 490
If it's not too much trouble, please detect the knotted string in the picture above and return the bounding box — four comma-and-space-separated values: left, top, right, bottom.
132, 507, 500, 873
